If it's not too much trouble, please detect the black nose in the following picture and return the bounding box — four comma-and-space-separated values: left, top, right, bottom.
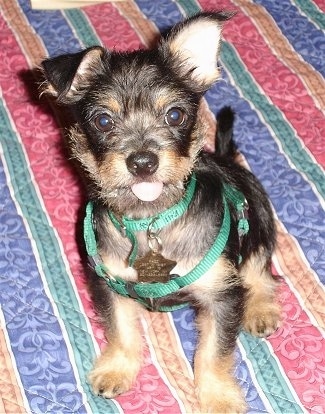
126, 151, 159, 177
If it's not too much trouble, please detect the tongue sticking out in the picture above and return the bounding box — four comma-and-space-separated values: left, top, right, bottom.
131, 182, 164, 202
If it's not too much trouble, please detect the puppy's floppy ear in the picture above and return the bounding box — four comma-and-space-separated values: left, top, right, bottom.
161, 12, 233, 91
41, 46, 105, 103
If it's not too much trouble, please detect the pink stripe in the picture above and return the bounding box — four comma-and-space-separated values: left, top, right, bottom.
0, 14, 83, 280
269, 279, 325, 412
313, 0, 325, 12
200, 0, 325, 167
0, 6, 93, 341
83, 3, 144, 50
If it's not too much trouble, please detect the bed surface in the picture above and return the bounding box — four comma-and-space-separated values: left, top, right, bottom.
0, 0, 324, 413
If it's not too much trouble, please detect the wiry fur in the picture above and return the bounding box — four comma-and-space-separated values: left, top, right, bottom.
41, 12, 280, 413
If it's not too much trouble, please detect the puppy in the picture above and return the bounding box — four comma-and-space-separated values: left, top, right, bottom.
41, 12, 280, 413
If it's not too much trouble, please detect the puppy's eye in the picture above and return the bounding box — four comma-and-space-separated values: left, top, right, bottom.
94, 114, 114, 132
165, 108, 186, 126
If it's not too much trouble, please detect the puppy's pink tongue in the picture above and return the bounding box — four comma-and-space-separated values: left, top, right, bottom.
131, 182, 164, 202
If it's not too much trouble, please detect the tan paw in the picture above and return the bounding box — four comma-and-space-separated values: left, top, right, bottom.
244, 302, 281, 337
198, 380, 247, 413
88, 351, 140, 398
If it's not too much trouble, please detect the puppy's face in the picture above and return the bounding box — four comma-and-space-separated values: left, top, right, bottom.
42, 13, 231, 216
69, 49, 203, 214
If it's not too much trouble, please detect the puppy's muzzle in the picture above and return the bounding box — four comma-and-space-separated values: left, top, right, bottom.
126, 151, 159, 177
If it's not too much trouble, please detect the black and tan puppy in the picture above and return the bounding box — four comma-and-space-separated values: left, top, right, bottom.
41, 12, 280, 413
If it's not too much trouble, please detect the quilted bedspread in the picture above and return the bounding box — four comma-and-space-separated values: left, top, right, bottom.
0, 0, 324, 413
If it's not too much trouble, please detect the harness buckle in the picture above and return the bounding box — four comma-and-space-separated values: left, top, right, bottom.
237, 200, 249, 237
124, 281, 139, 299
124, 281, 155, 310
237, 200, 249, 218
88, 254, 102, 268
120, 225, 127, 238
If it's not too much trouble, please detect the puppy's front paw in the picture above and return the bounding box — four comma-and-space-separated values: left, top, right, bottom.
244, 302, 281, 337
197, 378, 247, 413
89, 350, 140, 398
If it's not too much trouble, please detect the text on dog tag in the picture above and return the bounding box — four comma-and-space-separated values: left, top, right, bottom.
134, 251, 176, 283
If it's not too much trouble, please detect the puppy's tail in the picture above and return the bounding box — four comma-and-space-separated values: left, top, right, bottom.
215, 106, 237, 158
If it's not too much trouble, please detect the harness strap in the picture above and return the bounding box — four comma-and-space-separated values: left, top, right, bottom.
84, 179, 249, 311
109, 174, 197, 234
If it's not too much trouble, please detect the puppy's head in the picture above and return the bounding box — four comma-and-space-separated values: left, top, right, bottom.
41, 12, 231, 216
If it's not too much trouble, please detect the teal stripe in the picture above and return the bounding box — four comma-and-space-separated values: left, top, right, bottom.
239, 333, 303, 413
294, 0, 325, 30
220, 41, 325, 198
0, 103, 119, 413
64, 9, 102, 47
176, 0, 200, 16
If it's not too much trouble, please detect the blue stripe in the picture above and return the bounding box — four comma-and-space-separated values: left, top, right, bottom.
253, 0, 325, 75
134, 0, 182, 31
0, 155, 86, 411
4, 1, 123, 412
204, 66, 325, 284
19, 0, 82, 56
294, 0, 325, 29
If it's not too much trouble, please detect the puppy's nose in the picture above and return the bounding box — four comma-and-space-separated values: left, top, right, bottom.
126, 151, 159, 177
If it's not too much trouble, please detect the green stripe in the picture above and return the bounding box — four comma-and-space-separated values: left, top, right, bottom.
176, 0, 200, 15
0, 103, 118, 413
220, 41, 325, 198
239, 333, 303, 413
294, 0, 325, 29
64, 9, 102, 47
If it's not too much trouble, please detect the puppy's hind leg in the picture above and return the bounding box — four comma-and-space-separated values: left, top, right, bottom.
89, 295, 143, 398
241, 250, 281, 337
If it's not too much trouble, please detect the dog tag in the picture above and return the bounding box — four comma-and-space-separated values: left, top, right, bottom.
134, 251, 177, 283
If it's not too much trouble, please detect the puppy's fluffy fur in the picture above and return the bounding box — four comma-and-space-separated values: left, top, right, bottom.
41, 12, 280, 413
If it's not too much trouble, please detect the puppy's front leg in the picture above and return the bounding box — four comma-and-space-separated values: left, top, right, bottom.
194, 289, 247, 413
89, 295, 143, 398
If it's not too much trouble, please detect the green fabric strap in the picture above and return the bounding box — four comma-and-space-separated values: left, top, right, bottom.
108, 173, 197, 233
223, 183, 249, 236
83, 177, 249, 311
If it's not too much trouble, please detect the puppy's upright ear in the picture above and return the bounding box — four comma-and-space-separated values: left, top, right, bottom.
41, 46, 105, 103
161, 12, 233, 92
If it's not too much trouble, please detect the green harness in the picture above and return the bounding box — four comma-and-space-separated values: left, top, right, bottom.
84, 174, 249, 311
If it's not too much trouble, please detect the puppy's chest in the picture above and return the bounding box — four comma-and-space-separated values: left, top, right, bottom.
98, 212, 217, 282
136, 220, 208, 261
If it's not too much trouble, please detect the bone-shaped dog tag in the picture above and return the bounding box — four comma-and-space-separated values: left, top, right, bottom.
134, 251, 176, 283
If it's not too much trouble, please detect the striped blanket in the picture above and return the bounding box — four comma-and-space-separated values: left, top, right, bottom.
0, 1, 324, 413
